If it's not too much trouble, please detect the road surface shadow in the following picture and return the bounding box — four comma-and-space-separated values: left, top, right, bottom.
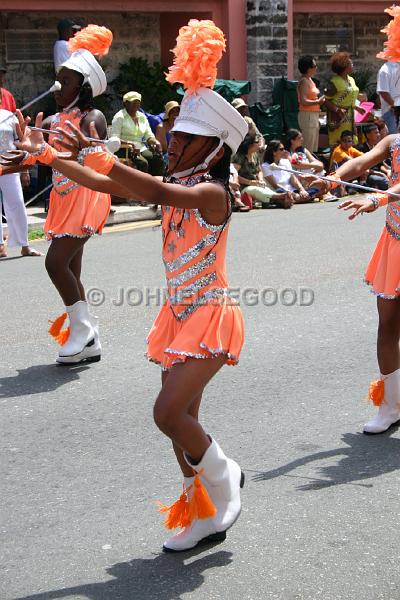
252, 431, 400, 490
0, 363, 91, 398
11, 548, 232, 600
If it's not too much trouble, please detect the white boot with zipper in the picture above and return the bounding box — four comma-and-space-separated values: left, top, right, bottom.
57, 301, 99, 364
364, 369, 400, 434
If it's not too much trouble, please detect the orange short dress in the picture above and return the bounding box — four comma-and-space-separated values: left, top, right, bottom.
364, 138, 400, 299
146, 173, 244, 370
44, 108, 110, 240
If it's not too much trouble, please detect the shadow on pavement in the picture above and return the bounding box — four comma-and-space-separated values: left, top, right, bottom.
11, 548, 233, 600
0, 363, 91, 398
252, 431, 400, 490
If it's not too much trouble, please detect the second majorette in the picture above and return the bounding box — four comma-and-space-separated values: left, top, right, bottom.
10, 19, 249, 551
1, 25, 113, 365
311, 6, 400, 435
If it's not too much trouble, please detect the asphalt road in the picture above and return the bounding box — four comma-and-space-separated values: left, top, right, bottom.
1, 202, 399, 600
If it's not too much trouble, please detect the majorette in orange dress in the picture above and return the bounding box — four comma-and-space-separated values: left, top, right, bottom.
146, 172, 244, 370
44, 108, 110, 240
364, 137, 400, 299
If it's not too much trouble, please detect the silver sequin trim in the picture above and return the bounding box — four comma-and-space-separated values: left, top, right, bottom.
168, 272, 217, 304
168, 252, 216, 287
164, 345, 238, 363
386, 217, 400, 240
193, 208, 226, 232
52, 182, 81, 197
165, 348, 209, 359
164, 233, 217, 273
173, 287, 227, 321
388, 203, 400, 218
364, 278, 400, 299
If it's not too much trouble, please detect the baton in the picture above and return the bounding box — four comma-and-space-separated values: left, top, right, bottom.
271, 164, 400, 199
0, 82, 62, 127
29, 127, 121, 153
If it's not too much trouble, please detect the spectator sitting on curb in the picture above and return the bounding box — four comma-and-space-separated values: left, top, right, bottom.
262, 140, 316, 204
111, 91, 164, 176
229, 163, 250, 212
286, 128, 336, 201
231, 97, 265, 155
330, 130, 367, 196
232, 134, 293, 209
357, 123, 390, 190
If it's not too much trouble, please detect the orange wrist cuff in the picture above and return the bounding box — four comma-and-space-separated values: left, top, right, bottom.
327, 172, 341, 190
21, 153, 37, 167
84, 150, 116, 175
36, 143, 58, 165
377, 193, 389, 207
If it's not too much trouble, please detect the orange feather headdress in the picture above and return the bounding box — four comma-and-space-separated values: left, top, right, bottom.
68, 24, 113, 57
166, 19, 226, 94
377, 5, 400, 61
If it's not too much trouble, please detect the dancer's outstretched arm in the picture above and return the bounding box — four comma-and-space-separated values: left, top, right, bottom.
7, 112, 227, 220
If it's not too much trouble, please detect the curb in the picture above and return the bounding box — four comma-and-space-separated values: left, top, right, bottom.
3, 205, 162, 235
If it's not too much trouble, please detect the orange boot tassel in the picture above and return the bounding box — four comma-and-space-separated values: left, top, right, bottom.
368, 379, 385, 406
48, 313, 70, 346
158, 472, 216, 530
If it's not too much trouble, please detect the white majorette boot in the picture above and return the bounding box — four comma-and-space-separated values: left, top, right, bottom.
363, 369, 400, 434
56, 301, 99, 364
186, 438, 244, 533
163, 476, 224, 553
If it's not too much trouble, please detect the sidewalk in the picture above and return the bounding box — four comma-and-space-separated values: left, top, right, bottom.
3, 202, 161, 236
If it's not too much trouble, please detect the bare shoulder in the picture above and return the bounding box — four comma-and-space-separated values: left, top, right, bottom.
80, 109, 107, 137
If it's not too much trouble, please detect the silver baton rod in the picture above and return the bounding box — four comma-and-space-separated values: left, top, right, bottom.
272, 165, 400, 199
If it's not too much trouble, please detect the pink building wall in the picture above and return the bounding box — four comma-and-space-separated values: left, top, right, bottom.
0, 0, 247, 80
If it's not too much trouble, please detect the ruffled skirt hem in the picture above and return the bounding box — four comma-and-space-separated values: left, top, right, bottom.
146, 297, 244, 370
364, 225, 400, 300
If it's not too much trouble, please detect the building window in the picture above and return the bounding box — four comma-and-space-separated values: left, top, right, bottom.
5, 30, 55, 63
300, 20, 354, 56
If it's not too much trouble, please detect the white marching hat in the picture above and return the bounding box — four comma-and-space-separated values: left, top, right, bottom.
61, 49, 107, 97
171, 87, 248, 155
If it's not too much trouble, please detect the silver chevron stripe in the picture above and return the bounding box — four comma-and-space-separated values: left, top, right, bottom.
386, 208, 400, 231
386, 220, 400, 240
174, 288, 228, 321
168, 272, 217, 304
168, 252, 216, 287
164, 233, 217, 273
388, 203, 400, 218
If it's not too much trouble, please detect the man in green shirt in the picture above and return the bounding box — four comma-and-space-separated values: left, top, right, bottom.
111, 91, 164, 176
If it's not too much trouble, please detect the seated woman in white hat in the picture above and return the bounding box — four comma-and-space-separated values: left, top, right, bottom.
111, 91, 164, 176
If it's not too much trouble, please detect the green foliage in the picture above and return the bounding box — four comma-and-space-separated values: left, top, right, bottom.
28, 229, 45, 241
353, 66, 376, 99
111, 57, 179, 114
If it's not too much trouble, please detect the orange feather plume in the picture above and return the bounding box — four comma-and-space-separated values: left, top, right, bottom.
377, 6, 400, 61
68, 24, 113, 57
166, 19, 226, 94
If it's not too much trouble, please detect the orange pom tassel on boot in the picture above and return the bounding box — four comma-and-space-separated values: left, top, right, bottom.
161, 473, 225, 553
364, 370, 400, 434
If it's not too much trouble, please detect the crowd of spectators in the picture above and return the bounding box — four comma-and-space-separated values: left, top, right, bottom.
1, 20, 399, 255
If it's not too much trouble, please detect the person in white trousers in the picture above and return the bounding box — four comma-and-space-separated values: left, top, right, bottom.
0, 108, 42, 258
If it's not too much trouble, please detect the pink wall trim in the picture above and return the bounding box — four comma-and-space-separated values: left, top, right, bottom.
294, 0, 391, 13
